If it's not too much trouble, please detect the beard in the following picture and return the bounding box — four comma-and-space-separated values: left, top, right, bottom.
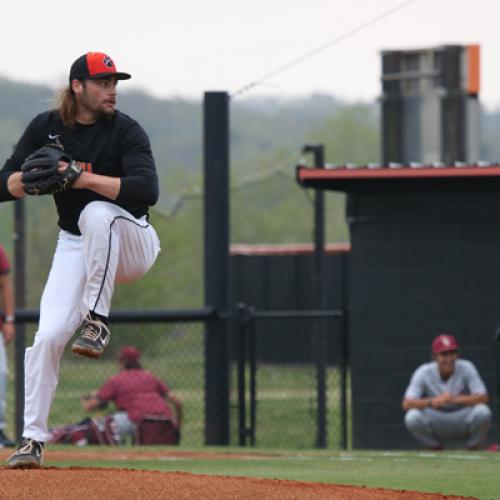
80, 91, 116, 119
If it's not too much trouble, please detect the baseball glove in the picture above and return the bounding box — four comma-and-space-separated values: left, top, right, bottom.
21, 144, 82, 195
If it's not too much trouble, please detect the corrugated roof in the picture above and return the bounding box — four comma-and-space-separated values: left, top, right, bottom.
296, 163, 500, 191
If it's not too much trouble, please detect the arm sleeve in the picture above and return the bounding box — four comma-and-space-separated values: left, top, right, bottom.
0, 115, 44, 202
464, 361, 488, 395
116, 122, 159, 206
97, 378, 116, 403
156, 378, 169, 397
404, 366, 426, 399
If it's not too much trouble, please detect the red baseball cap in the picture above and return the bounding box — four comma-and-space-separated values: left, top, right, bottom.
69, 52, 131, 82
432, 334, 459, 354
117, 345, 141, 362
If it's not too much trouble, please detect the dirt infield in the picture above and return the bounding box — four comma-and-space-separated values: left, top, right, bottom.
0, 449, 476, 499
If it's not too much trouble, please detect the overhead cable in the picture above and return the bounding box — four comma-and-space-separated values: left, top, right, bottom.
231, 0, 419, 99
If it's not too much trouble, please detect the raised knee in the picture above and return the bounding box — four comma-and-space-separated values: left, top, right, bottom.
404, 409, 423, 430
78, 201, 116, 232
472, 404, 492, 424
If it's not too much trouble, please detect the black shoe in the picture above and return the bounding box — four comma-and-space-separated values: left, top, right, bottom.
0, 430, 16, 448
71, 312, 111, 358
7, 438, 44, 469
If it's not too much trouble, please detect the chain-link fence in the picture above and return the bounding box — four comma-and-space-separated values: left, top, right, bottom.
6, 316, 210, 446
0, 90, 353, 449
5, 309, 348, 449
231, 308, 348, 449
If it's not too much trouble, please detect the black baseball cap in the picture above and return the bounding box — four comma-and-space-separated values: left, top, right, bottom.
69, 52, 131, 82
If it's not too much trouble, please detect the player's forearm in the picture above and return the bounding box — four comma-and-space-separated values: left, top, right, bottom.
0, 275, 15, 317
451, 393, 488, 406
74, 172, 121, 200
402, 397, 433, 410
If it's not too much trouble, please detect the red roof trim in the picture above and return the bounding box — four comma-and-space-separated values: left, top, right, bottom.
230, 243, 351, 256
297, 166, 500, 182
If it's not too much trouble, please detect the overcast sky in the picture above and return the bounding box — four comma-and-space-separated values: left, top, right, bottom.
2, 0, 500, 108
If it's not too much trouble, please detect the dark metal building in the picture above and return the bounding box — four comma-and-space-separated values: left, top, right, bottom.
297, 164, 500, 448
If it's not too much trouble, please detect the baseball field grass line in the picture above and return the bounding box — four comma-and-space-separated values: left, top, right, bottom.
39, 447, 500, 499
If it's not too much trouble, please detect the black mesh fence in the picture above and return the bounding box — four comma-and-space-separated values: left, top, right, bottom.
231, 311, 348, 449
7, 318, 208, 447
5, 311, 348, 449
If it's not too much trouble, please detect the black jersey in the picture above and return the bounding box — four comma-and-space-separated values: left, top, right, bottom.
0, 110, 159, 235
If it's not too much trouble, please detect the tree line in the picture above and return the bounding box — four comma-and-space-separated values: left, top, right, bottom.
0, 78, 498, 309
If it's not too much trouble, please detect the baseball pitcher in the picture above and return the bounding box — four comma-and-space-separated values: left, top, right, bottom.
0, 52, 160, 468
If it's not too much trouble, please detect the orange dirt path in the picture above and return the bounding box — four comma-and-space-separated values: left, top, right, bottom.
0, 449, 476, 499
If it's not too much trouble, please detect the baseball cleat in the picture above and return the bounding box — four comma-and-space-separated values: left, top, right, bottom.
71, 312, 111, 358
7, 438, 44, 468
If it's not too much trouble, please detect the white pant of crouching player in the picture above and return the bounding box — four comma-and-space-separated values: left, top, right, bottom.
405, 404, 492, 450
23, 201, 160, 443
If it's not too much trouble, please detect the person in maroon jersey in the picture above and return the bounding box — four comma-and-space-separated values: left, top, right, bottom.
0, 244, 15, 447
80, 345, 182, 443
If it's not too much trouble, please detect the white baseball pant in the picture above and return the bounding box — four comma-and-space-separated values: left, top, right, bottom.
23, 201, 160, 442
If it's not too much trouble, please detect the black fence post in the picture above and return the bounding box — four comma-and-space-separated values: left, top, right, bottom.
237, 304, 247, 446
13, 198, 26, 442
235, 303, 257, 447
302, 144, 327, 449
494, 327, 500, 430
248, 314, 257, 447
204, 91, 230, 445
340, 251, 350, 449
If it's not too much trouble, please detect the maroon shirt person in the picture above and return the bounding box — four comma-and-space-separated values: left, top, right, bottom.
81, 346, 182, 438
0, 244, 16, 447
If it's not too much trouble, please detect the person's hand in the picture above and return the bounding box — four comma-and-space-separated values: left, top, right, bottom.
2, 322, 15, 344
7, 172, 26, 198
431, 392, 452, 408
80, 394, 99, 412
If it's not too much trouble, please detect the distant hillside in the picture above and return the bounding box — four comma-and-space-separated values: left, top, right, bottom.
1, 78, 499, 173
0, 79, 343, 173
0, 78, 499, 308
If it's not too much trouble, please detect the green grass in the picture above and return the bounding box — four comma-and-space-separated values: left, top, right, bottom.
44, 446, 500, 499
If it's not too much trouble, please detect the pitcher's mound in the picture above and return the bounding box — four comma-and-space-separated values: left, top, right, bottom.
0, 450, 473, 499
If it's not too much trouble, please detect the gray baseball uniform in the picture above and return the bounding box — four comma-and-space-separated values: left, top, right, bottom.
404, 359, 492, 448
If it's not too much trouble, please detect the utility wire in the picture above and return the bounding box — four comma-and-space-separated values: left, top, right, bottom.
151, 152, 302, 220
230, 153, 300, 192
231, 0, 419, 99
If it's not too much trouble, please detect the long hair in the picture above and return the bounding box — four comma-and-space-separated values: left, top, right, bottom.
56, 86, 78, 127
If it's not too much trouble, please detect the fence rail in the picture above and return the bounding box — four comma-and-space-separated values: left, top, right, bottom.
13, 308, 217, 323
